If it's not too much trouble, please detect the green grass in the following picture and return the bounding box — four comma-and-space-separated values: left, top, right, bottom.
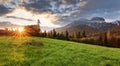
0, 36, 120, 66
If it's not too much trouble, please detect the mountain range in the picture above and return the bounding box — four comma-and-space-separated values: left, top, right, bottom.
56, 17, 120, 36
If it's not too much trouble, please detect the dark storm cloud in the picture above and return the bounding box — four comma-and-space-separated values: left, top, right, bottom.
6, 16, 33, 21
1, 0, 120, 15
80, 0, 120, 17
22, 0, 51, 13
22, 0, 120, 24
0, 4, 13, 16
1, 0, 120, 25
21, 0, 81, 14
22, 0, 120, 17
84, 0, 120, 10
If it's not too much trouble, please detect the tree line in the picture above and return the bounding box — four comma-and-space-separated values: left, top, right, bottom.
40, 29, 120, 48
0, 27, 119, 48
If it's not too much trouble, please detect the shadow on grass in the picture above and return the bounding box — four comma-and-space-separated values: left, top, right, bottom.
23, 40, 44, 46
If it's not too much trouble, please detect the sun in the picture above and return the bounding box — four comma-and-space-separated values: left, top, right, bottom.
18, 27, 24, 32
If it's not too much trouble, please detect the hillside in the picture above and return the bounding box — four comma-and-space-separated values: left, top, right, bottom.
0, 36, 120, 66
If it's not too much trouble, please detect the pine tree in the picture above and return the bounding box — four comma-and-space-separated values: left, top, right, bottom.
53, 29, 56, 38
82, 31, 86, 38
103, 32, 108, 46
76, 32, 81, 38
57, 32, 60, 39
37, 19, 41, 33
60, 32, 65, 39
78, 32, 81, 38
65, 30, 69, 40
98, 32, 103, 45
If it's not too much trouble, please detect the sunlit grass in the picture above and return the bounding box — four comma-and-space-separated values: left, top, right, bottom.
0, 36, 120, 66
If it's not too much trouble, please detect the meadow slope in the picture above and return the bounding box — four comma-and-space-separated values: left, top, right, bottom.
0, 36, 120, 66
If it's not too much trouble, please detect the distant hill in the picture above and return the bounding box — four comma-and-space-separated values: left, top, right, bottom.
91, 17, 105, 22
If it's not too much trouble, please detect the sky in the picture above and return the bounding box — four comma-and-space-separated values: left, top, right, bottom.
0, 0, 120, 27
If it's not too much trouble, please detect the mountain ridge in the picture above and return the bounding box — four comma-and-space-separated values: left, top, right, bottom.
55, 17, 119, 36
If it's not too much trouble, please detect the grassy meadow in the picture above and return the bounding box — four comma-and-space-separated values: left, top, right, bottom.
0, 36, 120, 66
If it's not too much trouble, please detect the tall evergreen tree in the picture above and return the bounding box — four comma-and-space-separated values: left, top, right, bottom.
103, 32, 108, 46
65, 30, 69, 40
60, 32, 65, 39
56, 32, 60, 38
78, 32, 81, 38
82, 31, 86, 38
98, 32, 103, 45
53, 29, 56, 38
76, 32, 81, 38
37, 19, 41, 33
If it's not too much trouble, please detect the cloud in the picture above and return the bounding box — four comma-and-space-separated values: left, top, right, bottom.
1, 0, 120, 15
62, 0, 79, 5
0, 0, 81, 16
77, 0, 120, 18
6, 16, 33, 21
0, 4, 13, 16
0, 0, 120, 26
80, 0, 88, 7
22, 0, 51, 13
81, 0, 120, 11
0, 0, 11, 4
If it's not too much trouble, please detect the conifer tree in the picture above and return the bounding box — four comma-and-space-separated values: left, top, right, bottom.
65, 30, 69, 40
82, 31, 86, 38
53, 29, 56, 38
98, 32, 103, 45
103, 32, 108, 46
76, 32, 81, 38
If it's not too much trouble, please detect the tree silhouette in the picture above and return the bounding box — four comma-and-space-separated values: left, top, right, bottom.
82, 31, 86, 38
76, 32, 81, 38
65, 30, 69, 40
53, 29, 56, 38
98, 32, 103, 45
103, 32, 108, 46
